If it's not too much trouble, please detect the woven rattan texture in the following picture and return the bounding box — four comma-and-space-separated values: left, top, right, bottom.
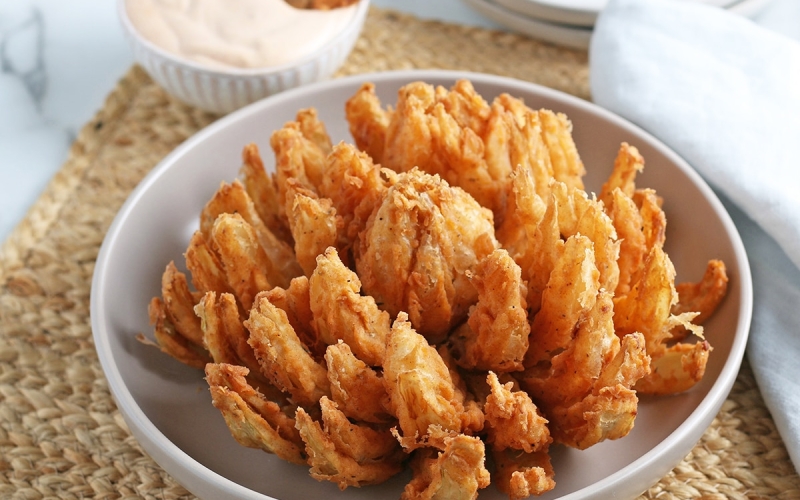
1, 7, 798, 499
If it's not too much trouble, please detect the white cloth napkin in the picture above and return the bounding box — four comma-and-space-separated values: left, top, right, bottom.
590, 0, 800, 473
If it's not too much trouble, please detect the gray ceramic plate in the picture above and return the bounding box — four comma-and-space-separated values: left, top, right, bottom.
91, 70, 752, 499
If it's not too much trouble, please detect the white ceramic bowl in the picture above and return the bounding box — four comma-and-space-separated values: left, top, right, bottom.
117, 0, 370, 114
91, 70, 752, 499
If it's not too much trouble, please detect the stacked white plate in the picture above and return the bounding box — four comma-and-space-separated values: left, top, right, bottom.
462, 0, 774, 49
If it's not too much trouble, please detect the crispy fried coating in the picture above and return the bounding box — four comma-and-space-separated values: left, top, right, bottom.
521, 235, 650, 448
633, 339, 710, 395
147, 296, 210, 369
523, 327, 649, 449
245, 294, 331, 408
380, 81, 438, 173
671, 259, 729, 341
495, 165, 548, 256
441, 81, 503, 213
194, 291, 264, 377
443, 83, 476, 112
457, 369, 507, 409
209, 213, 277, 310
492, 447, 556, 500
558, 335, 649, 444
615, 246, 708, 395
635, 188, 667, 253
160, 261, 204, 346
595, 330, 651, 390
383, 313, 478, 449
325, 341, 393, 424
184, 230, 233, 296
484, 372, 551, 454
516, 180, 620, 318
599, 145, 668, 297
548, 381, 640, 450
436, 346, 486, 434
614, 245, 678, 357
345, 80, 586, 226
449, 249, 530, 373
401, 432, 490, 500
202, 180, 302, 288
283, 179, 342, 277
206, 363, 306, 465
345, 82, 392, 164
295, 397, 404, 489
260, 276, 323, 360
195, 291, 239, 365
143, 263, 209, 370
538, 109, 586, 191
599, 142, 644, 206
349, 80, 493, 168
518, 187, 565, 316
318, 142, 392, 246
206, 363, 298, 437
525, 234, 599, 366
316, 397, 403, 465
552, 182, 620, 294
240, 143, 293, 245
356, 168, 498, 342
599, 143, 648, 295
426, 92, 500, 215
436, 79, 492, 134
377, 81, 505, 218
549, 330, 649, 448
604, 187, 647, 296
295, 107, 333, 154
484, 94, 554, 221
309, 247, 390, 366
270, 113, 330, 216
317, 398, 401, 465
350, 82, 489, 216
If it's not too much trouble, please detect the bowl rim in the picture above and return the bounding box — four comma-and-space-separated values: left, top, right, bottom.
117, 0, 371, 77
90, 68, 753, 499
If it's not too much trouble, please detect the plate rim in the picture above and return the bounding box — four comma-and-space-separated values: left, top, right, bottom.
465, 0, 768, 41
462, 0, 593, 49
491, 0, 600, 27
489, 0, 741, 17
90, 68, 753, 499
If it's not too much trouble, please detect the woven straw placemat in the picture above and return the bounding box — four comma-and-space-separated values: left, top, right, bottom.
1, 6, 798, 499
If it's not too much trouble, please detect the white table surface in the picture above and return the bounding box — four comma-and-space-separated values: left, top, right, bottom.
0, 0, 798, 244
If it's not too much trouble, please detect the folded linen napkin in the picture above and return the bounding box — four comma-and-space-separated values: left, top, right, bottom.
590, 0, 800, 473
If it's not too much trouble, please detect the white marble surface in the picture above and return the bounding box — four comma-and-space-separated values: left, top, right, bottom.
0, 0, 798, 243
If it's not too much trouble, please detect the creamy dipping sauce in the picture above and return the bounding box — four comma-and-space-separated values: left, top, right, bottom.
126, 0, 359, 69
